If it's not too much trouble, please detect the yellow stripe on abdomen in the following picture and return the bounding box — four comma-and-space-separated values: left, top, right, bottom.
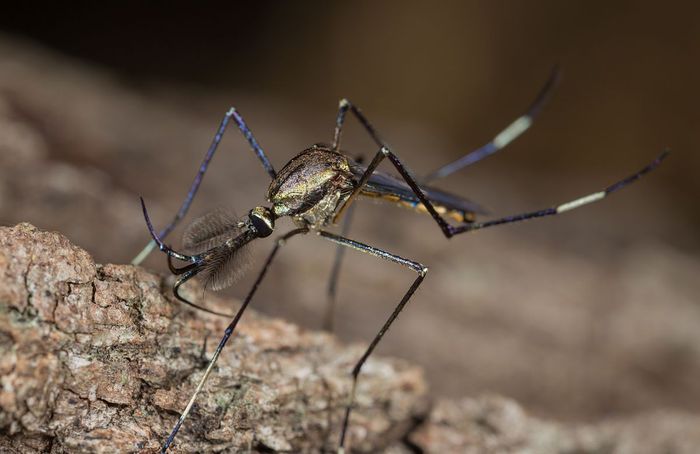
360, 190, 473, 223
398, 200, 474, 223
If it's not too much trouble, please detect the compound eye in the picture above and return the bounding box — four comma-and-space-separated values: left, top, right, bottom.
249, 208, 274, 237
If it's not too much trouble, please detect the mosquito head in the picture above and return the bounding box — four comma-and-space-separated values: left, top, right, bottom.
248, 206, 275, 238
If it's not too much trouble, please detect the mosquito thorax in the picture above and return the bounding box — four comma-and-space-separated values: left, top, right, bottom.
248, 206, 275, 237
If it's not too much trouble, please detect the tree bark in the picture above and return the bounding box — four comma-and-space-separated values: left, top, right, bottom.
3, 224, 700, 453
0, 223, 427, 453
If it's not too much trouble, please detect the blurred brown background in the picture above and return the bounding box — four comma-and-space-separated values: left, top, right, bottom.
0, 2, 698, 423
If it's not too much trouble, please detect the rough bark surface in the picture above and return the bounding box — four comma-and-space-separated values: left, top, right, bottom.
3, 224, 700, 454
0, 223, 427, 453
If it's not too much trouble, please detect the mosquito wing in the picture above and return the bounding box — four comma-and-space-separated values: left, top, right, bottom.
182, 208, 253, 291
350, 162, 487, 222
182, 208, 244, 254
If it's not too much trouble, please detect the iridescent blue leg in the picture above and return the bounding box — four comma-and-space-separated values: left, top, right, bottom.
132, 108, 276, 265
423, 66, 560, 182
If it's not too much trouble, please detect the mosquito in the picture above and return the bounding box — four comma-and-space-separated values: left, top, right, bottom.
133, 68, 669, 453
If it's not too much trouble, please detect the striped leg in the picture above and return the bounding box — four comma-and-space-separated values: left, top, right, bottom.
449, 150, 670, 235
331, 67, 559, 180
424, 66, 560, 182
330, 97, 669, 237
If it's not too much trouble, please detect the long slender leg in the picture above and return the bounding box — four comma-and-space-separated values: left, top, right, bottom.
170, 267, 236, 318
161, 228, 308, 453
323, 202, 357, 332
448, 150, 670, 235
331, 99, 384, 152
423, 66, 559, 182
330, 99, 459, 230
167, 253, 195, 274
331, 100, 669, 237
333, 144, 453, 235
324, 154, 364, 332
140, 197, 198, 263
142, 199, 235, 317
331, 67, 559, 179
316, 231, 427, 453
132, 108, 277, 265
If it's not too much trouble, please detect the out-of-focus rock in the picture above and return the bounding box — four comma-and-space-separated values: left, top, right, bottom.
410, 396, 700, 454
0, 223, 427, 453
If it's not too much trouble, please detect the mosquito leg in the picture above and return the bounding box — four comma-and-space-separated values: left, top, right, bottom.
330, 98, 462, 232
449, 150, 670, 235
332, 66, 558, 166
140, 197, 198, 262
160, 228, 308, 453
316, 231, 427, 453
324, 155, 363, 332
171, 266, 236, 318
167, 253, 197, 275
143, 201, 233, 317
332, 98, 669, 237
334, 144, 457, 236
132, 108, 277, 265
331, 99, 384, 152
423, 66, 560, 182
323, 202, 357, 332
